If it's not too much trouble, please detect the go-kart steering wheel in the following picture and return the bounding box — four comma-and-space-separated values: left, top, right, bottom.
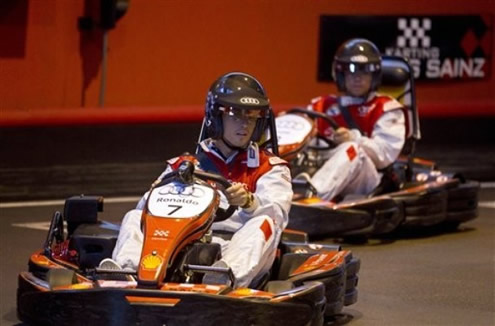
193, 169, 238, 221
154, 161, 238, 221
287, 108, 340, 149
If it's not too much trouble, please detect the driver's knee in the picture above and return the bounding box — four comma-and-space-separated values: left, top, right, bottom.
121, 209, 142, 228
233, 216, 276, 245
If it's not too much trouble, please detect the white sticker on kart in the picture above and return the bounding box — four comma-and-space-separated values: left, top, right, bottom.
276, 114, 313, 146
148, 183, 215, 218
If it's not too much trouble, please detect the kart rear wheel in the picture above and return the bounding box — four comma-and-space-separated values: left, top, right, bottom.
447, 180, 479, 201
444, 180, 479, 226
438, 220, 461, 232
288, 204, 373, 237
446, 180, 479, 212
401, 211, 446, 228
395, 189, 448, 227
306, 309, 324, 326
445, 209, 478, 224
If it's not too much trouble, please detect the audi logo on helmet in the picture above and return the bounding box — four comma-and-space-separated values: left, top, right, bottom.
240, 97, 260, 105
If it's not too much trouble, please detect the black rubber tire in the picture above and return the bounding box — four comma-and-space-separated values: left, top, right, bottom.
447, 180, 480, 200
447, 198, 478, 211
401, 211, 447, 227
396, 189, 448, 227
447, 181, 479, 212
395, 188, 447, 206
308, 312, 324, 326
345, 256, 361, 277
372, 203, 404, 235
344, 288, 358, 306
445, 209, 478, 224
438, 220, 462, 232
346, 275, 358, 291
324, 297, 345, 317
288, 204, 373, 237
405, 200, 446, 216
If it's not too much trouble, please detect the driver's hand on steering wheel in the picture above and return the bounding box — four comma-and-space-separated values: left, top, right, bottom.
225, 182, 252, 207
333, 127, 354, 145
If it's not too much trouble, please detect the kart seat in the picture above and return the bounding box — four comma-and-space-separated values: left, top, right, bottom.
379, 55, 421, 156
368, 56, 422, 196
64, 195, 103, 235
69, 222, 119, 269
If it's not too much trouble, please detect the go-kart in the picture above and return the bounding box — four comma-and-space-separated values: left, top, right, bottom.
17, 161, 360, 326
276, 55, 479, 239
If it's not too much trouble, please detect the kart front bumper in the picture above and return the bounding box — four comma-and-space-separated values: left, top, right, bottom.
17, 272, 326, 326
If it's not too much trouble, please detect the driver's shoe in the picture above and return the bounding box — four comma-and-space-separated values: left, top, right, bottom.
98, 258, 135, 282
293, 172, 318, 198
99, 258, 122, 270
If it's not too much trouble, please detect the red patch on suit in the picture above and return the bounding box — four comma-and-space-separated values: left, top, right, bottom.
259, 219, 273, 241
346, 145, 357, 161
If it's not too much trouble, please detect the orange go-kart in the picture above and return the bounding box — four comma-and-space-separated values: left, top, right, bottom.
17, 161, 360, 326
276, 56, 479, 239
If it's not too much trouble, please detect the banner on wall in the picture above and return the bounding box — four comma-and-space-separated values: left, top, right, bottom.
318, 15, 493, 81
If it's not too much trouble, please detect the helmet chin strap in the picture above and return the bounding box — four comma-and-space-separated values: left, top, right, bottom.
221, 136, 248, 152
218, 137, 260, 168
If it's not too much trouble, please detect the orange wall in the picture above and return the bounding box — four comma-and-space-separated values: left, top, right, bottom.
1, 0, 494, 123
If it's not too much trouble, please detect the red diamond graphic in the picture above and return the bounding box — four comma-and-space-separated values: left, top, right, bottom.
461, 29, 478, 57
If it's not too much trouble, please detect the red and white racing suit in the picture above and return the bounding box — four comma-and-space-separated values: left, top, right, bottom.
112, 139, 293, 288
308, 92, 406, 201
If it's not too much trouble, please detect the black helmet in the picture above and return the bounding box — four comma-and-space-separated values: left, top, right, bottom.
332, 38, 382, 93
204, 72, 271, 142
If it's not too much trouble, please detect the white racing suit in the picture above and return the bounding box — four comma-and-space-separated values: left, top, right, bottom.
112, 139, 293, 288
308, 93, 406, 201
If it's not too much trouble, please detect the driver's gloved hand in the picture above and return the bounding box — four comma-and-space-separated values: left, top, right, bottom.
225, 182, 252, 207
333, 127, 354, 144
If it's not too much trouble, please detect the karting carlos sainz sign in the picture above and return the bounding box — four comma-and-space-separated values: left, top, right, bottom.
318, 15, 492, 80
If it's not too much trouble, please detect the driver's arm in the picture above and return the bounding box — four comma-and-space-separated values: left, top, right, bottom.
354, 109, 406, 169
224, 183, 253, 207
236, 164, 293, 230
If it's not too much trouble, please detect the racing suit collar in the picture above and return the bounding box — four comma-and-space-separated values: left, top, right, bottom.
199, 139, 239, 164
339, 92, 376, 107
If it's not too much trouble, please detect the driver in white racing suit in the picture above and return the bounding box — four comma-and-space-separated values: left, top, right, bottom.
307, 38, 406, 201
110, 72, 292, 288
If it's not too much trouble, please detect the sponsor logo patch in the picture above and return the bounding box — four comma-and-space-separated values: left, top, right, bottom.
240, 97, 260, 105
142, 254, 163, 270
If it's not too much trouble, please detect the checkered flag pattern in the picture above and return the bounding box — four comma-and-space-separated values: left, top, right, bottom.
397, 18, 432, 48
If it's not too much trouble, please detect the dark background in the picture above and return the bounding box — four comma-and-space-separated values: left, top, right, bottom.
1, 117, 494, 202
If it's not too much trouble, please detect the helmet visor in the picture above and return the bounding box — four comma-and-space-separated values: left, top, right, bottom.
219, 106, 266, 123
335, 61, 380, 74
